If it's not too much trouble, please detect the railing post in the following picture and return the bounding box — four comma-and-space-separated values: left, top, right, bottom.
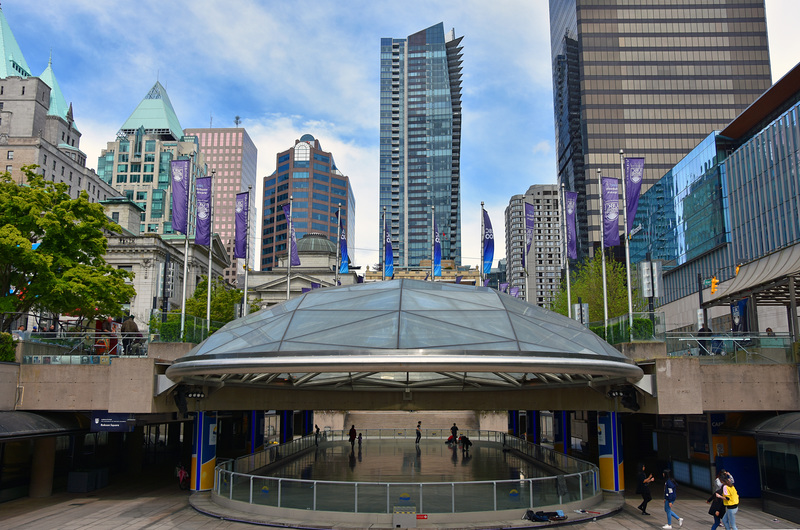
420, 483, 423, 514
493, 481, 497, 511
386, 484, 390, 514
529, 478, 533, 508
355, 482, 358, 513
579, 472, 583, 500
278, 478, 282, 507
313, 481, 317, 510
451, 482, 455, 513
250, 475, 253, 504
229, 472, 233, 500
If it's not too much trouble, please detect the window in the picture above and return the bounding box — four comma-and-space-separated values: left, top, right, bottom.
111, 212, 119, 223
6, 151, 13, 160
5, 165, 11, 172
145, 140, 156, 152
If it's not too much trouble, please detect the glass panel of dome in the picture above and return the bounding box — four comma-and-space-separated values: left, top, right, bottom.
404, 309, 513, 339
295, 289, 399, 310
283, 313, 399, 349
282, 310, 395, 341
399, 313, 513, 349
433, 341, 521, 351
401, 289, 503, 311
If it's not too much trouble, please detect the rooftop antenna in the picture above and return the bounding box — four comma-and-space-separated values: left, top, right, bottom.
234, 116, 241, 127
210, 112, 213, 128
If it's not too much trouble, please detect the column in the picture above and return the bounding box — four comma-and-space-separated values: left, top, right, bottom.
279, 410, 294, 443
29, 437, 56, 497
597, 411, 624, 491
191, 411, 217, 491
526, 410, 539, 443
248, 411, 265, 453
554, 411, 571, 454
507, 410, 520, 437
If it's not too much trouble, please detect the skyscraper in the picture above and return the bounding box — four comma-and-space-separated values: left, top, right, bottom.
184, 127, 258, 283
379, 23, 463, 268
505, 185, 562, 306
550, 0, 772, 259
261, 134, 354, 271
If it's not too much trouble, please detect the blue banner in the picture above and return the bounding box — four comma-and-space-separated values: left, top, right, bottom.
731, 299, 748, 332
482, 210, 494, 275
384, 226, 393, 278
433, 217, 441, 277
339, 216, 348, 274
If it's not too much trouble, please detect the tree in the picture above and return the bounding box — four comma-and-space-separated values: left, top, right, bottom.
0, 166, 135, 331
551, 251, 645, 323
185, 276, 256, 324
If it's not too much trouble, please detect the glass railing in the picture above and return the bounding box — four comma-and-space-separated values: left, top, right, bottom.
18, 331, 148, 364
665, 332, 795, 364
589, 312, 666, 344
218, 429, 599, 514
148, 310, 225, 343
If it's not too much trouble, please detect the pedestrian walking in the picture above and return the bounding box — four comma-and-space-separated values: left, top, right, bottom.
636, 462, 654, 515
662, 469, 683, 529
719, 476, 739, 529
348, 424, 357, 447
450, 423, 458, 440
707, 474, 727, 530
415, 421, 421, 443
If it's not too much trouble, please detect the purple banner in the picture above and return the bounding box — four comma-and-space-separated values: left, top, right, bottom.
455, 276, 462, 284
339, 216, 348, 274
195, 177, 211, 246
482, 210, 494, 275
384, 226, 393, 278
301, 288, 311, 294
625, 157, 645, 232
311, 282, 321, 290
281, 203, 301, 266
524, 202, 535, 268
499, 282, 509, 293
602, 177, 620, 247
483, 279, 490, 287
510, 286, 519, 298
234, 192, 248, 258
565, 191, 578, 260
433, 217, 441, 277
170, 159, 190, 235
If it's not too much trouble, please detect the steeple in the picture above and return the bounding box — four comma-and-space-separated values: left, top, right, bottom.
40, 56, 78, 131
119, 81, 183, 141
0, 5, 32, 78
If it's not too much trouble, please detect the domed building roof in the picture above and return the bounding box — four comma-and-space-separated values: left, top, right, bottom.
166, 280, 643, 392
296, 233, 335, 254
299, 133, 315, 142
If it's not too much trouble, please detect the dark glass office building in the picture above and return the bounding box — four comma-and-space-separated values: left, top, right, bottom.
550, 0, 772, 260
261, 134, 355, 271
379, 23, 463, 268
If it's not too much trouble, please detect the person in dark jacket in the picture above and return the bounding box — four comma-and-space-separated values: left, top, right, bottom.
636, 463, 654, 515
663, 470, 683, 529
707, 477, 727, 530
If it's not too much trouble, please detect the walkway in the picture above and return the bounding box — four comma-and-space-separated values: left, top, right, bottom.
0, 469, 796, 529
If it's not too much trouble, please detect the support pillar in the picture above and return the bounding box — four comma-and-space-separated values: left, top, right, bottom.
191, 411, 217, 491
526, 410, 538, 443
302, 410, 313, 436
29, 436, 55, 498
279, 410, 294, 443
248, 411, 265, 453
507, 410, 520, 437
789, 277, 799, 343
554, 411, 571, 454
598, 411, 624, 491
125, 426, 144, 475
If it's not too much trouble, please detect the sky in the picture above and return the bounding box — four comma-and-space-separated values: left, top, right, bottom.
5, 1, 800, 270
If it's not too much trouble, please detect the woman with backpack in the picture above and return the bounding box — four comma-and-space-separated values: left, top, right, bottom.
718, 476, 739, 529
662, 469, 683, 529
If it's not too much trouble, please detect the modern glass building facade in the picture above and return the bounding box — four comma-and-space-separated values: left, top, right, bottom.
185, 128, 258, 282
379, 23, 463, 268
261, 134, 355, 271
549, 0, 772, 260
631, 66, 800, 313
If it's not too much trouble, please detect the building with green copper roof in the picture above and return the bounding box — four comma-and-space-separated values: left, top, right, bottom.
119, 81, 183, 141
0, 6, 31, 78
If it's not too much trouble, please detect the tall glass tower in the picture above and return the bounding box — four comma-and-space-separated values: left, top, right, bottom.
379, 23, 463, 269
549, 0, 772, 260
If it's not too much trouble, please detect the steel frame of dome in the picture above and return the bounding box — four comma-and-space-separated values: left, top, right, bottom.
166, 280, 643, 392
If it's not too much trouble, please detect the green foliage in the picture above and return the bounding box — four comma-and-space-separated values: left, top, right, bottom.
0, 166, 135, 330
149, 312, 221, 343
0, 332, 16, 362
185, 276, 257, 324
551, 251, 645, 323
590, 317, 654, 344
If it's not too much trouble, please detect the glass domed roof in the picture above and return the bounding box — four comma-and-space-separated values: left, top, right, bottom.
166, 280, 642, 391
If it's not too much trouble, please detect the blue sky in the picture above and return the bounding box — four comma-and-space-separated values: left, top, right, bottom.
5, 1, 800, 269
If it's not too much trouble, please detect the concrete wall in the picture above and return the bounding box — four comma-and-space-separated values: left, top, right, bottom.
0, 363, 19, 410
617, 341, 667, 361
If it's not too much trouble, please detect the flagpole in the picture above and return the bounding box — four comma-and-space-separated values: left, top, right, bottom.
179, 159, 193, 341
480, 201, 485, 286
598, 169, 609, 334
560, 183, 571, 319
286, 195, 293, 300
206, 169, 215, 326
620, 149, 634, 332
431, 205, 436, 280
243, 185, 252, 316
335, 203, 341, 286
382, 206, 386, 282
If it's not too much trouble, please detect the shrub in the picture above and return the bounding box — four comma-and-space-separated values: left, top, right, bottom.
0, 332, 17, 362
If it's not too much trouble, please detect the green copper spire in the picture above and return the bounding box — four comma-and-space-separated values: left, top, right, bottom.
119, 81, 183, 140
0, 6, 32, 78
40, 56, 77, 131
